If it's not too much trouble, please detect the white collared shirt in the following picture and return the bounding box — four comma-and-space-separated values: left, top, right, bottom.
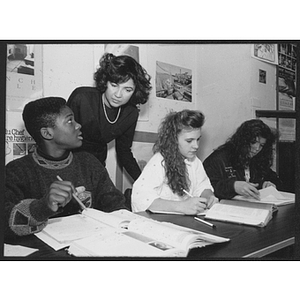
132, 152, 213, 212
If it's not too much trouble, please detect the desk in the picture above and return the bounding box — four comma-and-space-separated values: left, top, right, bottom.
3, 204, 295, 259
143, 204, 295, 258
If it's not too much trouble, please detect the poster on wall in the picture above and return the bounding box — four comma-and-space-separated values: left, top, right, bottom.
103, 44, 149, 121
277, 43, 296, 142
156, 61, 192, 102
5, 111, 36, 164
277, 67, 296, 141
251, 44, 278, 65
6, 44, 43, 111
6, 44, 42, 164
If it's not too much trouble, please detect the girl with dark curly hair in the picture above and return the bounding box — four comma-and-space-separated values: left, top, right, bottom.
132, 110, 217, 215
203, 119, 282, 200
67, 53, 152, 181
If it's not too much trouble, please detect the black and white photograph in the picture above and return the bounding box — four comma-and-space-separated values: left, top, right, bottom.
156, 61, 192, 102
2, 42, 297, 262
1, 4, 299, 300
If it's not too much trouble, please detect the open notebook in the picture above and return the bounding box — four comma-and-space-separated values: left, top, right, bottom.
35, 209, 229, 257
205, 199, 276, 227
233, 186, 295, 206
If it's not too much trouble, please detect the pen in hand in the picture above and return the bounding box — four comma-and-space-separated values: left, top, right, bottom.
183, 189, 207, 205
56, 175, 87, 211
182, 189, 193, 198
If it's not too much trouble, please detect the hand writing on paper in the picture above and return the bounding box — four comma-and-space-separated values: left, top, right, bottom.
46, 180, 74, 212
234, 181, 260, 200
262, 181, 276, 189
180, 197, 208, 215
207, 195, 219, 209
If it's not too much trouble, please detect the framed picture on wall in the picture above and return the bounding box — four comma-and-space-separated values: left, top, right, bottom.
156, 61, 192, 102
6, 44, 43, 112
251, 44, 278, 65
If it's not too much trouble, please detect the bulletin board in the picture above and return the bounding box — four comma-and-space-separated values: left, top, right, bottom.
277, 43, 296, 142
6, 44, 43, 164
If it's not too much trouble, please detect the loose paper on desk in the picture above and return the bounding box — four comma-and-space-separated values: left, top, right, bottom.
234, 186, 294, 206
35, 208, 229, 257
4, 244, 39, 257
35, 208, 128, 250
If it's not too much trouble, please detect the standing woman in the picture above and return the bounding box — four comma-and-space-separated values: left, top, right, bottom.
67, 53, 152, 181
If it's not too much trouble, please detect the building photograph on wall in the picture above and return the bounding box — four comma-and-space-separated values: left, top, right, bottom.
7, 44, 35, 76
155, 61, 192, 102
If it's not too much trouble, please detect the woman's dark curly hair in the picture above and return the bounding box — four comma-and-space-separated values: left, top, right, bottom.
94, 53, 152, 105
153, 110, 205, 196
217, 119, 278, 174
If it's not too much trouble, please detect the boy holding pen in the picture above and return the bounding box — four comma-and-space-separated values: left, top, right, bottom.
5, 97, 127, 238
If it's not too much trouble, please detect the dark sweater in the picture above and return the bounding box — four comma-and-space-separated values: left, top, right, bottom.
5, 150, 126, 237
203, 148, 282, 199
67, 86, 141, 181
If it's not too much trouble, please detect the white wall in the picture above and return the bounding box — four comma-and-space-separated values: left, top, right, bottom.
42, 44, 97, 98
6, 43, 278, 185
194, 44, 277, 160
135, 44, 198, 133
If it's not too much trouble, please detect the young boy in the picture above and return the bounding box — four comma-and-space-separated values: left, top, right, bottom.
5, 97, 127, 238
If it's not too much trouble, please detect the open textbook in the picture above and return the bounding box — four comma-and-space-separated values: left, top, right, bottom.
233, 186, 295, 206
35, 209, 229, 257
205, 199, 275, 227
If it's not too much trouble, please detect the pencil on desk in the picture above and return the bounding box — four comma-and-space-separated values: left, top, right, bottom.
56, 175, 87, 211
194, 217, 216, 228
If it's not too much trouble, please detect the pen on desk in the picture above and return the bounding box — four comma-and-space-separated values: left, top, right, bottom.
56, 175, 87, 211
194, 217, 215, 228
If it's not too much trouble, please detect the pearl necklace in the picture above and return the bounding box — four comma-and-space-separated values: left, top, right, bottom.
102, 94, 121, 124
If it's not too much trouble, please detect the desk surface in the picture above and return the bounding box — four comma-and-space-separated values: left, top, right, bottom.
3, 204, 295, 259
143, 204, 295, 258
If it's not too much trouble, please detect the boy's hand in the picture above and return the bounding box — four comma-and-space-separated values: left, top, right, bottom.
47, 180, 74, 212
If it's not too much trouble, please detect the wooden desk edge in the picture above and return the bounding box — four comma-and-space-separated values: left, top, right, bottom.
243, 237, 295, 258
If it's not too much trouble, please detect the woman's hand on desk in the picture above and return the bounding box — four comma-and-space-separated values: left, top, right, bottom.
199, 189, 218, 209
46, 180, 74, 211
262, 181, 276, 189
180, 197, 207, 215
234, 181, 260, 200
207, 195, 219, 209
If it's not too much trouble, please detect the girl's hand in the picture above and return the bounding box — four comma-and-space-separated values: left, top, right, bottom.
180, 197, 207, 215
207, 195, 219, 209
262, 181, 276, 189
234, 181, 260, 200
